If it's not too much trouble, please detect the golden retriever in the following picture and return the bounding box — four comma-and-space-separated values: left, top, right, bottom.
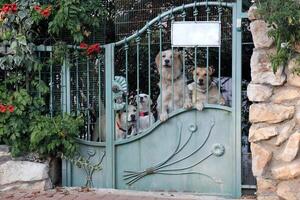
156, 49, 192, 121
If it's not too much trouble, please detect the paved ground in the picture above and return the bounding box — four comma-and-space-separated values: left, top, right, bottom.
0, 188, 256, 200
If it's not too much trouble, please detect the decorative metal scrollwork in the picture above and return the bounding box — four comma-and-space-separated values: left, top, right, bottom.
123, 118, 225, 186
112, 76, 127, 111
211, 144, 225, 157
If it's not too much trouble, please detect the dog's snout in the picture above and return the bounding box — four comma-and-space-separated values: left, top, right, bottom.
199, 79, 204, 85
140, 96, 143, 102
130, 114, 136, 120
164, 59, 170, 64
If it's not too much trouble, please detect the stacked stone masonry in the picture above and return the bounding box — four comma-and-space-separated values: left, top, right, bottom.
248, 5, 300, 200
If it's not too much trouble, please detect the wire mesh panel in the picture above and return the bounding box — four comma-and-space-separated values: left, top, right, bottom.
69, 50, 106, 142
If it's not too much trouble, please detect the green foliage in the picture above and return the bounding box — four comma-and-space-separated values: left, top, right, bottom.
30, 114, 84, 158
257, 0, 300, 71
48, 0, 107, 43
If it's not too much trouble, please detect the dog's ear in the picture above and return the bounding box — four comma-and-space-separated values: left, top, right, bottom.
173, 50, 183, 63
208, 66, 215, 75
155, 52, 160, 68
188, 67, 195, 75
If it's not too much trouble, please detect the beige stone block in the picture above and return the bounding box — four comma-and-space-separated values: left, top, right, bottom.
279, 131, 300, 162
287, 56, 300, 87
249, 104, 295, 124
251, 143, 272, 177
276, 120, 296, 146
250, 20, 274, 49
277, 178, 300, 200
249, 124, 278, 143
272, 87, 300, 103
272, 161, 300, 180
257, 177, 277, 194
247, 83, 273, 102
251, 49, 286, 86
248, 5, 260, 21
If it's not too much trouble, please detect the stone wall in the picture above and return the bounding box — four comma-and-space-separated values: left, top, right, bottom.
248, 5, 300, 200
0, 145, 52, 191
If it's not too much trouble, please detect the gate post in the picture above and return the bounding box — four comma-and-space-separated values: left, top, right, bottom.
104, 44, 115, 188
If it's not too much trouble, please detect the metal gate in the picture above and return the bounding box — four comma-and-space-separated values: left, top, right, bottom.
63, 1, 243, 198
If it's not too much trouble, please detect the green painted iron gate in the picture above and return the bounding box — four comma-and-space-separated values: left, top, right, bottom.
63, 1, 243, 198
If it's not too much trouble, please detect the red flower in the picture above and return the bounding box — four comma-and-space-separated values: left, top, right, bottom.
34, 5, 41, 11
40, 6, 51, 18
87, 43, 101, 55
7, 105, 14, 113
80, 42, 88, 49
0, 104, 6, 113
10, 3, 17, 13
2, 4, 10, 13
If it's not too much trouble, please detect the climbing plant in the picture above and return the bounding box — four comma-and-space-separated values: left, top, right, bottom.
257, 0, 300, 72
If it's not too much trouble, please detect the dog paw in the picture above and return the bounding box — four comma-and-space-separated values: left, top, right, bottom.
196, 103, 204, 111
219, 98, 226, 105
183, 102, 193, 109
160, 113, 169, 122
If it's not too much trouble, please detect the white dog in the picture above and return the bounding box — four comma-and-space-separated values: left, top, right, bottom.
135, 93, 155, 131
156, 50, 192, 121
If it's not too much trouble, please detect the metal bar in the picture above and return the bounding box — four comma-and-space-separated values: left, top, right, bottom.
76, 52, 80, 115
233, 1, 242, 197
147, 27, 151, 126
182, 6, 186, 108
98, 56, 102, 142
125, 40, 129, 137
49, 51, 53, 117
218, 0, 223, 103
206, 1, 210, 103
159, 17, 163, 115
114, 2, 234, 46
104, 44, 115, 188
38, 51, 41, 98
171, 11, 175, 111
87, 58, 91, 141
136, 33, 141, 131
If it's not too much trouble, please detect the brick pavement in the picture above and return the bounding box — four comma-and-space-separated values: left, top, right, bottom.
0, 188, 256, 200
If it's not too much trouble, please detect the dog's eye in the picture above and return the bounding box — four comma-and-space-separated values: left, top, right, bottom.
196, 73, 199, 76
162, 55, 166, 58
133, 109, 136, 112
204, 74, 207, 76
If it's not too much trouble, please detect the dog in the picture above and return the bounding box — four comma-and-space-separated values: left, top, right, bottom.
115, 105, 137, 139
188, 66, 226, 111
156, 50, 192, 121
135, 93, 155, 131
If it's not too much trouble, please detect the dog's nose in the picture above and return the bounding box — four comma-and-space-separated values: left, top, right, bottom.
164, 59, 170, 64
199, 79, 204, 85
140, 97, 143, 102
131, 114, 136, 120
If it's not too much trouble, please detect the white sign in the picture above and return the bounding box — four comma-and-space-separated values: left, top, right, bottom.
171, 21, 221, 47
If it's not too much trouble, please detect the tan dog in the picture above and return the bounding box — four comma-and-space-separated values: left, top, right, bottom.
156, 50, 192, 121
188, 66, 225, 111
115, 105, 137, 139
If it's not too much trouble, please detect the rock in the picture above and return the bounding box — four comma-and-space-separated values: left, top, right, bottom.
251, 49, 286, 86
249, 104, 295, 124
287, 56, 300, 87
0, 145, 11, 165
277, 178, 300, 200
279, 131, 300, 162
247, 83, 273, 102
295, 106, 300, 125
250, 20, 274, 48
248, 5, 260, 21
272, 87, 300, 103
251, 143, 272, 177
257, 195, 280, 200
257, 177, 277, 194
272, 161, 300, 180
0, 161, 51, 190
249, 124, 278, 143
276, 120, 296, 146
0, 179, 52, 191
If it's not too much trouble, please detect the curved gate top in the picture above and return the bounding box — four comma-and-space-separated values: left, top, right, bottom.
63, 1, 243, 198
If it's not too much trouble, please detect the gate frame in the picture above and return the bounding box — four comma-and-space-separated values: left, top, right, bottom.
62, 0, 248, 198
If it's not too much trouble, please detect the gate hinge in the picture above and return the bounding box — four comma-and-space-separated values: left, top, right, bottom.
237, 18, 242, 32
